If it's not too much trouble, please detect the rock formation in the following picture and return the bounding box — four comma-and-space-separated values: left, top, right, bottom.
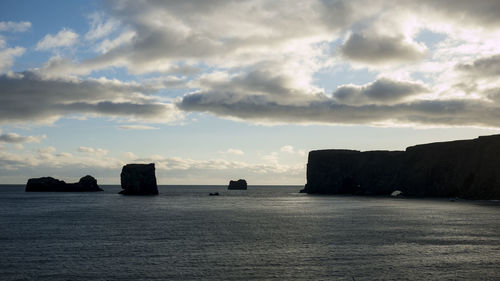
119, 163, 158, 195
228, 179, 247, 190
25, 175, 103, 192
301, 135, 500, 200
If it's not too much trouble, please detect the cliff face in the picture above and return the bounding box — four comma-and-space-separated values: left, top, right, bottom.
120, 163, 159, 195
302, 135, 500, 199
228, 179, 247, 190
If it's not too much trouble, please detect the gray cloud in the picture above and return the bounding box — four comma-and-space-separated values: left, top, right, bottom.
456, 54, 500, 77
189, 70, 328, 106
42, 0, 340, 75
417, 0, 500, 28
0, 133, 46, 143
180, 93, 500, 127
340, 33, 427, 65
179, 73, 500, 127
38, 0, 500, 77
0, 71, 180, 124
333, 78, 428, 105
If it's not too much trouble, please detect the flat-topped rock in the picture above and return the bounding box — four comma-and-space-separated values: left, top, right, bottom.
25, 175, 103, 192
301, 134, 500, 199
228, 179, 247, 190
119, 163, 158, 195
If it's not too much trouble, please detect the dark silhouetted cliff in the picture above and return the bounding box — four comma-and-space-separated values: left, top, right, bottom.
26, 175, 102, 192
120, 163, 158, 195
228, 179, 247, 190
302, 135, 500, 199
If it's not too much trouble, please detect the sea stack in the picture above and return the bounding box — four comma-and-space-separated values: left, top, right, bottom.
301, 134, 500, 200
25, 175, 103, 192
228, 179, 247, 190
119, 163, 159, 195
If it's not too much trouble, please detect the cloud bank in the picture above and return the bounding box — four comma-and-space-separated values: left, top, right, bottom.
0, 71, 181, 124
1, 0, 500, 128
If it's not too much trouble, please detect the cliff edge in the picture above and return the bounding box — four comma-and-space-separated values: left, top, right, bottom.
301, 135, 500, 199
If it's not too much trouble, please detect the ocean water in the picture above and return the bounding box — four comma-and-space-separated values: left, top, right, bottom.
0, 185, 499, 280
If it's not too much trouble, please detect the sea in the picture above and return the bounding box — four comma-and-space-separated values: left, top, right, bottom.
0, 185, 499, 280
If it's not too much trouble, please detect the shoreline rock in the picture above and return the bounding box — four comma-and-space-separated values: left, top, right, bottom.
25, 175, 103, 192
119, 163, 158, 195
301, 134, 500, 200
228, 179, 247, 190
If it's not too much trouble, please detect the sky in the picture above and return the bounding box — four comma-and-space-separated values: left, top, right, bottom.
1, 0, 500, 184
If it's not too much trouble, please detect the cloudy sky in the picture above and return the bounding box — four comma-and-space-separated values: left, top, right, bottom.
1, 0, 499, 184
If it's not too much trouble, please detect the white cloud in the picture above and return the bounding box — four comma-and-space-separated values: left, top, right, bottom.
123, 152, 137, 159
117, 125, 159, 130
36, 28, 79, 51
261, 152, 279, 164
280, 145, 306, 156
38, 146, 56, 154
85, 12, 119, 41
280, 145, 295, 153
41, 0, 336, 76
95, 30, 136, 53
78, 146, 108, 156
0, 47, 25, 73
226, 148, 244, 155
4, 0, 500, 129
0, 147, 305, 184
0, 21, 31, 32
13, 144, 24, 150
0, 146, 122, 172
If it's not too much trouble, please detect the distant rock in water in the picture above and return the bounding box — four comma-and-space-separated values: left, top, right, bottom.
119, 163, 158, 195
228, 179, 247, 190
25, 175, 103, 192
301, 134, 500, 200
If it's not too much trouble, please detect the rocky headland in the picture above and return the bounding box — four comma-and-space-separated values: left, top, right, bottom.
25, 175, 102, 192
228, 179, 247, 190
301, 134, 500, 200
120, 163, 159, 195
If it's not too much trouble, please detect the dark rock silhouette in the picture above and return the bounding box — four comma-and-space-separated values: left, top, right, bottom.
119, 163, 158, 195
301, 135, 500, 200
77, 175, 100, 190
25, 175, 103, 192
228, 179, 247, 190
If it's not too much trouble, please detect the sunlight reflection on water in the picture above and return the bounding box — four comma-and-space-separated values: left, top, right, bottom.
0, 185, 499, 280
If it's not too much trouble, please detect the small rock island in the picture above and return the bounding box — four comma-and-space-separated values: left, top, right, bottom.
120, 163, 159, 195
301, 134, 500, 200
228, 179, 247, 190
25, 175, 102, 192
